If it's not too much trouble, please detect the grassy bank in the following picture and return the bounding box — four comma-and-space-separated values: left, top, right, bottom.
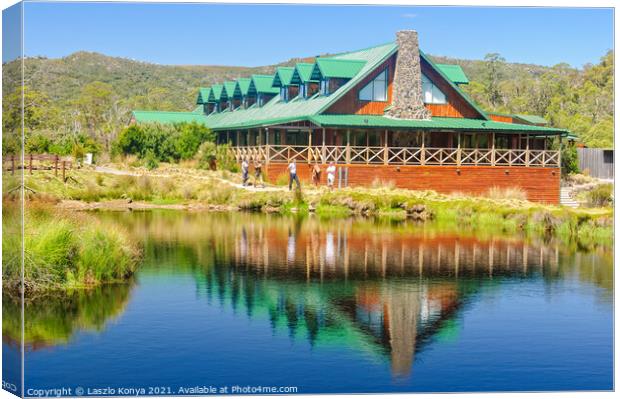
13, 167, 614, 247
2, 201, 141, 293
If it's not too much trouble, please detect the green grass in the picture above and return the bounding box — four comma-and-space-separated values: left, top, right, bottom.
2, 201, 140, 293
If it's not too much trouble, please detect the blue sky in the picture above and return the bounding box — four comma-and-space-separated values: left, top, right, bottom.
4, 2, 614, 68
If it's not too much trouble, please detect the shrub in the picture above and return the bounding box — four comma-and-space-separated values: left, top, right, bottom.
114, 122, 214, 163
586, 183, 613, 207
561, 145, 579, 176
144, 149, 159, 170
196, 142, 238, 172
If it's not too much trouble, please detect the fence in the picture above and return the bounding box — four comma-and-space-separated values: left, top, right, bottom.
229, 145, 561, 168
3, 154, 74, 180
577, 148, 614, 179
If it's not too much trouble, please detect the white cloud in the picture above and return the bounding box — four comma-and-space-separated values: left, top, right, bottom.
401, 13, 417, 18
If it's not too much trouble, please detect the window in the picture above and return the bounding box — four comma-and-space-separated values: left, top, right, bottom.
421, 73, 446, 104
603, 150, 614, 164
280, 87, 288, 102
358, 68, 387, 101
320, 79, 330, 95
299, 83, 307, 98
257, 94, 263, 107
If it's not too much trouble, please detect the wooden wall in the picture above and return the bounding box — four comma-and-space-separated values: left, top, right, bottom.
489, 114, 514, 123
265, 163, 560, 204
326, 54, 396, 115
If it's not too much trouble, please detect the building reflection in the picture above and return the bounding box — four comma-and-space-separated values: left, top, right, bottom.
198, 218, 568, 378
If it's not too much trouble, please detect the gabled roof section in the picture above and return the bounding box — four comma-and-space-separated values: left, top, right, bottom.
234, 78, 252, 97
223, 81, 238, 99
248, 74, 280, 96
208, 84, 225, 102
290, 63, 317, 85
420, 51, 489, 120
436, 64, 469, 84
310, 58, 366, 80
272, 67, 296, 87
196, 88, 211, 104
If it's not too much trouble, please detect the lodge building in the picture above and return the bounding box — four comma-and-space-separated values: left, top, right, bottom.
132, 30, 569, 203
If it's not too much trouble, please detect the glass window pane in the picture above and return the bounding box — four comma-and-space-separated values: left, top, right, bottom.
359, 81, 373, 100
432, 85, 446, 103
373, 80, 387, 101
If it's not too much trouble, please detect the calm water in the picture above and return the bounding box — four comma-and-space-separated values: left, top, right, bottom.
3, 211, 613, 395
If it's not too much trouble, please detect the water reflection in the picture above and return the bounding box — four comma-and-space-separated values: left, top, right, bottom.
13, 211, 613, 383
105, 211, 611, 378
3, 281, 134, 349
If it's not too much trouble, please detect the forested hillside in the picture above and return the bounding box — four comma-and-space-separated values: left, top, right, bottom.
2, 49, 613, 157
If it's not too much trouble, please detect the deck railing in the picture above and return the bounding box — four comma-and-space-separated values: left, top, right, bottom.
229, 145, 560, 168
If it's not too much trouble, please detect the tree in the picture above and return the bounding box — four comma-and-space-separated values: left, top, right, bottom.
483, 53, 506, 109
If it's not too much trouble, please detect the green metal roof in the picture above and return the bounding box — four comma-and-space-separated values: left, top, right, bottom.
223, 81, 238, 100
310, 58, 366, 80
308, 114, 568, 135
272, 67, 296, 87
291, 62, 317, 84
196, 88, 211, 104
208, 84, 224, 102
132, 111, 208, 124
249, 74, 280, 95
234, 78, 252, 97
435, 64, 469, 84
514, 114, 548, 125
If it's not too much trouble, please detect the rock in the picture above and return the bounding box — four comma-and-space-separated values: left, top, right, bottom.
126, 198, 133, 204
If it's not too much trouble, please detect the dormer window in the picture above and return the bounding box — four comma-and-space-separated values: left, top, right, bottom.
359, 68, 387, 101
280, 87, 288, 102
320, 79, 330, 95
421, 73, 446, 104
257, 94, 263, 107
299, 83, 307, 99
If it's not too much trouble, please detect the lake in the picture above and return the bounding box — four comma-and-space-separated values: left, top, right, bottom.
3, 211, 613, 395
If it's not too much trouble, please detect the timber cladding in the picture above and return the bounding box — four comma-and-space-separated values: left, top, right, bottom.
265, 163, 560, 204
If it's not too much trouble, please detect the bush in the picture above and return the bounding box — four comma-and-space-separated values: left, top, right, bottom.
586, 184, 613, 207
196, 142, 238, 172
114, 122, 214, 163
561, 145, 579, 176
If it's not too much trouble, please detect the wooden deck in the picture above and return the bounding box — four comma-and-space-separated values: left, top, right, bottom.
230, 145, 561, 168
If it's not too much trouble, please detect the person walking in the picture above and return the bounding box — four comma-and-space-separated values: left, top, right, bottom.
311, 162, 321, 188
253, 159, 264, 188
241, 158, 249, 186
288, 159, 301, 191
326, 162, 336, 191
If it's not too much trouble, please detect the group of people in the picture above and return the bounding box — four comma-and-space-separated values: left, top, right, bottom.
240, 158, 264, 188
240, 158, 338, 191
308, 161, 337, 191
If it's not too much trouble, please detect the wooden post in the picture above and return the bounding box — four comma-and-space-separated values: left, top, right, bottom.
421, 131, 426, 165
62, 161, 66, 182
236, 131, 240, 147
29, 154, 33, 174
307, 129, 312, 164
525, 133, 530, 167
559, 134, 563, 169
265, 128, 270, 165
345, 129, 351, 164
54, 155, 59, 176
457, 133, 461, 166
491, 132, 496, 166
383, 129, 388, 165
321, 127, 326, 164
11, 155, 15, 176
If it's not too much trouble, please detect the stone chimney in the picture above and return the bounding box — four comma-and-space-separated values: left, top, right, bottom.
385, 30, 431, 120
